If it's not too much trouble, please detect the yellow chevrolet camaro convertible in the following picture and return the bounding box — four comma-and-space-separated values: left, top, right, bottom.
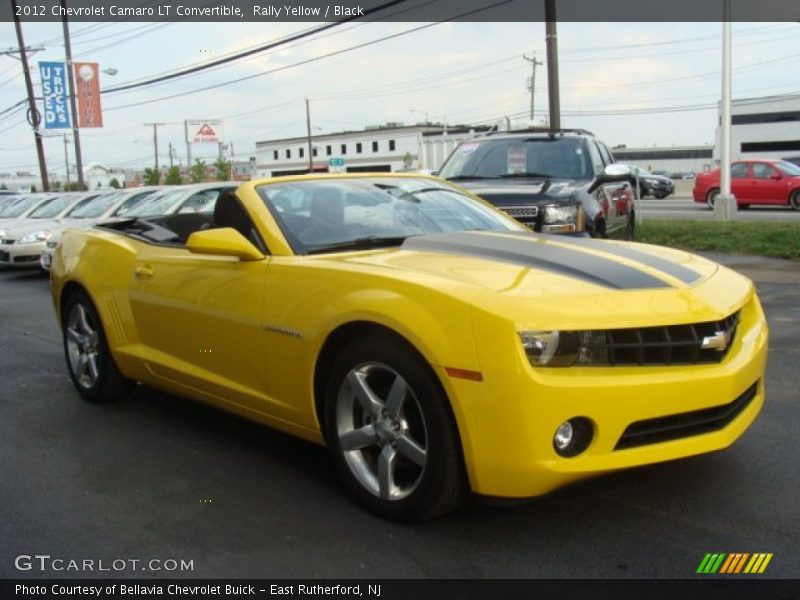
50, 173, 768, 521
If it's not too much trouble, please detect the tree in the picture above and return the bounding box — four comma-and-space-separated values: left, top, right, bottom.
143, 168, 160, 186
213, 158, 232, 181
109, 178, 121, 189
189, 159, 207, 183
165, 166, 183, 185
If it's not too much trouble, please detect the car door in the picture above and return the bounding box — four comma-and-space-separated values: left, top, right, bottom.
750, 162, 785, 205
730, 162, 752, 202
595, 142, 630, 234
125, 196, 283, 419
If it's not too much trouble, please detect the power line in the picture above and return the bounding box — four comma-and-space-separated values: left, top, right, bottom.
103, 0, 515, 113
101, 0, 408, 96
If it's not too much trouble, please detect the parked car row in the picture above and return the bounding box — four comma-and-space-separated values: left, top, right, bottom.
0, 183, 239, 271
693, 159, 800, 210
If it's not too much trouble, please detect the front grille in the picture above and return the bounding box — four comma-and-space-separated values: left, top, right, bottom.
0, 250, 8, 261
1, 239, 14, 245
502, 206, 539, 220
15, 255, 40, 263
615, 381, 758, 450
580, 311, 740, 366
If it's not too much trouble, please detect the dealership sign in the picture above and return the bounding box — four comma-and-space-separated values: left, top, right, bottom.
74, 62, 103, 128
187, 119, 223, 143
39, 61, 71, 129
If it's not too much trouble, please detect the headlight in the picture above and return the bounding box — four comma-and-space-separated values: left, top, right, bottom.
18, 230, 52, 244
520, 330, 609, 367
541, 204, 585, 234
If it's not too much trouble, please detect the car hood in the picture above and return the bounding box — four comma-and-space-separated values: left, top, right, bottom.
311, 231, 749, 329
452, 178, 583, 207
0, 218, 66, 239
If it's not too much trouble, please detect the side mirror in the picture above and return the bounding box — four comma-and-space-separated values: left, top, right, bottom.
588, 164, 631, 194
186, 228, 264, 262
771, 172, 782, 180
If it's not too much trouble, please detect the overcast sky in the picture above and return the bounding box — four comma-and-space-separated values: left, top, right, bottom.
0, 20, 798, 175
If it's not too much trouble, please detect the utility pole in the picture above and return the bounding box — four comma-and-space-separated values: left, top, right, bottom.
544, 0, 561, 129
61, 0, 84, 189
168, 142, 174, 168
305, 98, 313, 173
63, 134, 71, 187
523, 52, 543, 122
716, 0, 737, 221
144, 122, 164, 173
11, 0, 49, 191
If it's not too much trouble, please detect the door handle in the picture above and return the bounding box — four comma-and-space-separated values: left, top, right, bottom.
134, 266, 154, 279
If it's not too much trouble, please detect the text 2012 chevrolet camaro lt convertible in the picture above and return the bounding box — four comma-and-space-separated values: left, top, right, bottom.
50, 174, 768, 521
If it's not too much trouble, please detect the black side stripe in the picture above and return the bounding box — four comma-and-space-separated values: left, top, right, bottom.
403, 232, 670, 290
501, 231, 703, 285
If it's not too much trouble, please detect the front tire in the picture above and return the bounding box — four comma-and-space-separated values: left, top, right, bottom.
790, 190, 800, 211
322, 335, 466, 521
63, 290, 134, 403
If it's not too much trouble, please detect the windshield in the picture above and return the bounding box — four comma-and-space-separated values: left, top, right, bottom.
439, 137, 592, 180
777, 161, 800, 176
29, 195, 75, 219
257, 177, 525, 254
64, 193, 112, 218
111, 190, 158, 216
0, 195, 37, 217
117, 188, 187, 217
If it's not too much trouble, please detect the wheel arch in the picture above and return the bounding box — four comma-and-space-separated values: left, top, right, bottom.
313, 321, 450, 434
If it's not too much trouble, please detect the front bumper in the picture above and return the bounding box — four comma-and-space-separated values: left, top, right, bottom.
0, 241, 46, 268
441, 291, 768, 498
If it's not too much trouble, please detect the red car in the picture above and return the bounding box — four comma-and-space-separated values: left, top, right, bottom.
693, 159, 800, 210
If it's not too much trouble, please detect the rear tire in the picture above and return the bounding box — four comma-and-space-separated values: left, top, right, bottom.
707, 188, 719, 210
63, 290, 135, 403
322, 335, 466, 521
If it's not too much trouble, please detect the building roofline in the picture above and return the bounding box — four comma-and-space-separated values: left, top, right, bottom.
256, 123, 483, 147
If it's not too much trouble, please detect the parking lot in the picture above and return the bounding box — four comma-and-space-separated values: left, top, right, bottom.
1, 258, 798, 579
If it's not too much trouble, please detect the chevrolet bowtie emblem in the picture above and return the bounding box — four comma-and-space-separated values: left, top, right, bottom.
701, 330, 732, 352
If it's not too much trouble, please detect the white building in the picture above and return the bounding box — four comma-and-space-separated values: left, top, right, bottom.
0, 171, 39, 193
254, 123, 493, 177
611, 146, 714, 175
83, 162, 127, 190
715, 93, 800, 162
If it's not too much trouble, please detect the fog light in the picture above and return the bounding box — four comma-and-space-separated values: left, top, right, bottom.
553, 417, 593, 457
554, 421, 573, 450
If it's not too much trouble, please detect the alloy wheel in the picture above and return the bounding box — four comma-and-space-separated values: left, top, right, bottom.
66, 303, 101, 389
335, 362, 428, 501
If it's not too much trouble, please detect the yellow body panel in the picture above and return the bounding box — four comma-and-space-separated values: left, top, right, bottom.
50, 174, 768, 498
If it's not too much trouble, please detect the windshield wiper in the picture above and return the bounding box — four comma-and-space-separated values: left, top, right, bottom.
498, 172, 553, 179
307, 236, 408, 255
445, 175, 500, 181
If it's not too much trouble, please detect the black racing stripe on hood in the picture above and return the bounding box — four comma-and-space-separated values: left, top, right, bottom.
402, 232, 670, 290
500, 231, 703, 285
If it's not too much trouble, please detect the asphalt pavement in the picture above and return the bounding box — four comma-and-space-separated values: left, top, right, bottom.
1, 257, 798, 579
637, 195, 800, 222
